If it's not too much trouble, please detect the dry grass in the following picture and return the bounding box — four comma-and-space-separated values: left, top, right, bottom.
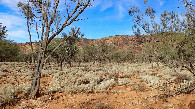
0, 62, 195, 108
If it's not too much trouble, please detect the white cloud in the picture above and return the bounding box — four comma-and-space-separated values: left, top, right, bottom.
92, 0, 102, 7
100, 0, 113, 12
7, 30, 28, 39
98, 0, 139, 21
0, 13, 26, 29
117, 3, 126, 20
0, 13, 33, 41
158, 0, 165, 6
0, 0, 26, 11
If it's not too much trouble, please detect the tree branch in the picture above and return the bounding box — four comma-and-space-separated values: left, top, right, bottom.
48, 0, 60, 27
44, 28, 80, 62
47, 0, 90, 45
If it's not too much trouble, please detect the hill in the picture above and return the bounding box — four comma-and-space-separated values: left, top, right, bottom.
16, 43, 38, 54
16, 35, 155, 54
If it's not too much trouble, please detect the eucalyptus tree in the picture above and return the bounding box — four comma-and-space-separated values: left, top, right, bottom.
48, 27, 82, 70
129, 0, 183, 36
129, 0, 195, 75
177, 0, 195, 75
17, 0, 93, 98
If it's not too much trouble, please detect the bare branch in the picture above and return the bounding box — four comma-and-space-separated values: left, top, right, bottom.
44, 0, 51, 43
48, 0, 60, 27
47, 0, 91, 45
36, 21, 40, 39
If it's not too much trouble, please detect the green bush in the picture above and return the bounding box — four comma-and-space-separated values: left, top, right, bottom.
0, 40, 20, 62
16, 52, 38, 62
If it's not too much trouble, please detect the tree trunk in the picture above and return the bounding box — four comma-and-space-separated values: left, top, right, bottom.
29, 60, 42, 98
29, 43, 45, 99
27, 18, 35, 65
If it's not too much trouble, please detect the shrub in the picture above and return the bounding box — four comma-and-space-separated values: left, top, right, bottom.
0, 83, 32, 107
0, 71, 6, 77
118, 78, 131, 86
94, 103, 113, 109
132, 82, 148, 92
176, 79, 195, 94
0, 40, 20, 62
48, 69, 117, 94
0, 84, 16, 106
16, 83, 31, 97
94, 79, 116, 92
16, 53, 38, 62
139, 73, 164, 89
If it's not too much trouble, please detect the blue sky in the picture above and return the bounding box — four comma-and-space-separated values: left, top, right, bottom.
0, 0, 185, 43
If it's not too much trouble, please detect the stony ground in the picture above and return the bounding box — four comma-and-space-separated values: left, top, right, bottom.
0, 62, 195, 109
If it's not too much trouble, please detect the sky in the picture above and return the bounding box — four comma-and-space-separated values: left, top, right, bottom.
0, 0, 187, 43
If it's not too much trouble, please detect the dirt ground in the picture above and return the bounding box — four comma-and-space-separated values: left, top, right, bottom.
1, 62, 195, 109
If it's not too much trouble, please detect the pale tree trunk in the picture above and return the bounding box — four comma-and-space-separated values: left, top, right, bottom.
26, 1, 35, 65
29, 42, 45, 98
27, 18, 35, 64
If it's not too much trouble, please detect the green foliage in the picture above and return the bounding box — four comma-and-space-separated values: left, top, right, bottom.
129, 0, 195, 75
177, 35, 195, 75
0, 24, 6, 39
0, 24, 36, 62
47, 28, 81, 68
82, 44, 98, 62
0, 25, 20, 62
16, 52, 38, 62
17, 2, 35, 21
82, 42, 115, 63
129, 1, 186, 36
0, 40, 20, 62
81, 43, 136, 63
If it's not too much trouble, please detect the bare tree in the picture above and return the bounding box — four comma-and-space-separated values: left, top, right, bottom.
18, 0, 93, 99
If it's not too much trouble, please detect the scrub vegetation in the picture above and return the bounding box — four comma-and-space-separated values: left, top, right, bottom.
0, 0, 194, 108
